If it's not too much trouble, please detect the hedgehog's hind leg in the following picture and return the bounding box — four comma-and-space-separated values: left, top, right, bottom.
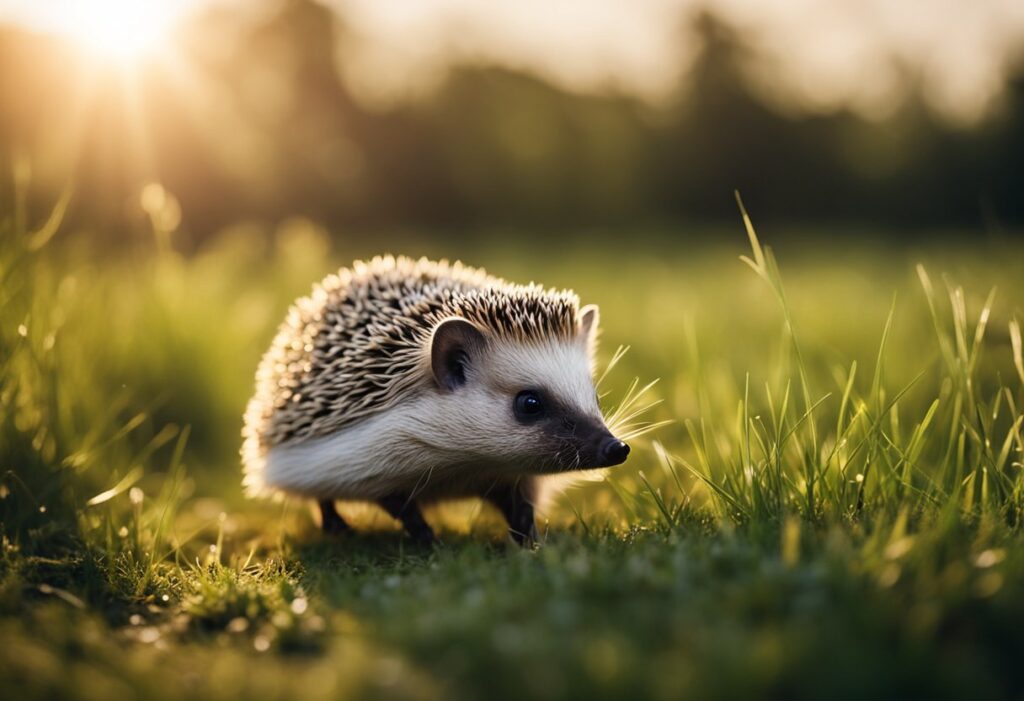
319, 500, 351, 535
379, 495, 436, 544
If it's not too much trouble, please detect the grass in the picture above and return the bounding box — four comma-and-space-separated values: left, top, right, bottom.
2, 189, 1024, 699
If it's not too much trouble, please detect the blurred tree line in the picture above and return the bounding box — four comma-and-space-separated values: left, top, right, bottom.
1, 0, 1022, 244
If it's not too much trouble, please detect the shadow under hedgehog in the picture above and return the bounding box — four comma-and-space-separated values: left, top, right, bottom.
241, 255, 630, 546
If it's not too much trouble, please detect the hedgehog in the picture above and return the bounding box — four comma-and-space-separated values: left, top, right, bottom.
241, 255, 630, 545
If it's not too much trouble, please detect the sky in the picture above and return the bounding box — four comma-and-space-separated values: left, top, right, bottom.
3, 0, 1023, 123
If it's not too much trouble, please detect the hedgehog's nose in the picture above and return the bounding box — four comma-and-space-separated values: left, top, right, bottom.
601, 438, 630, 466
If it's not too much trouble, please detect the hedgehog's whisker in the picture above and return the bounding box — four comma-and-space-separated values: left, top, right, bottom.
604, 376, 666, 440
616, 419, 675, 442
596, 344, 630, 389
605, 378, 661, 428
409, 464, 436, 502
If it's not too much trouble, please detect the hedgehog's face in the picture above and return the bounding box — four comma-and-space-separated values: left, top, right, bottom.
428, 307, 630, 473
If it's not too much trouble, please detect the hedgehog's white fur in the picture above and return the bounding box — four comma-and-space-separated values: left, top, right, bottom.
241, 255, 611, 519
258, 336, 600, 502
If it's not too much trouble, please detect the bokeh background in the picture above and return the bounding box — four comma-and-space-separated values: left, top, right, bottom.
2, 0, 1023, 247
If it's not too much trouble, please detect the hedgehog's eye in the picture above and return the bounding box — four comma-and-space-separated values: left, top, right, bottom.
514, 390, 545, 421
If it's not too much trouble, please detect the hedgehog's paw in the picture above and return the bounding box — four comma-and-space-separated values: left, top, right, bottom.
318, 500, 351, 535
379, 495, 436, 545
508, 522, 539, 548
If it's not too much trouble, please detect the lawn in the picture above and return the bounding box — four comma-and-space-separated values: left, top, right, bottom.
2, 201, 1024, 700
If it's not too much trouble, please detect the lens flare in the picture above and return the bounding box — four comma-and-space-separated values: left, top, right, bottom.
56, 0, 181, 62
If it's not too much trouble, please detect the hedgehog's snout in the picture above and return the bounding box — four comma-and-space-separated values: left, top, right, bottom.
600, 437, 630, 467
555, 418, 630, 470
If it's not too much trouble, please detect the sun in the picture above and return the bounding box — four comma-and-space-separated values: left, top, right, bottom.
59, 0, 183, 62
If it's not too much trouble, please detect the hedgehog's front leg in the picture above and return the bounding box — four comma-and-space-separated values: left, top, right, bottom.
488, 484, 538, 547
379, 495, 436, 544
318, 500, 351, 535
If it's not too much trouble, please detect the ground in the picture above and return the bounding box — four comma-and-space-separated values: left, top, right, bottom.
2, 210, 1024, 700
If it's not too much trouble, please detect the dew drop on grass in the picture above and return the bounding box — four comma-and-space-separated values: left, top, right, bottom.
119, 527, 129, 537
253, 636, 271, 652
290, 597, 308, 615
975, 549, 1005, 568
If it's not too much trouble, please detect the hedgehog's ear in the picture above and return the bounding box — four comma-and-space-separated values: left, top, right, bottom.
431, 318, 486, 391
578, 304, 600, 346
